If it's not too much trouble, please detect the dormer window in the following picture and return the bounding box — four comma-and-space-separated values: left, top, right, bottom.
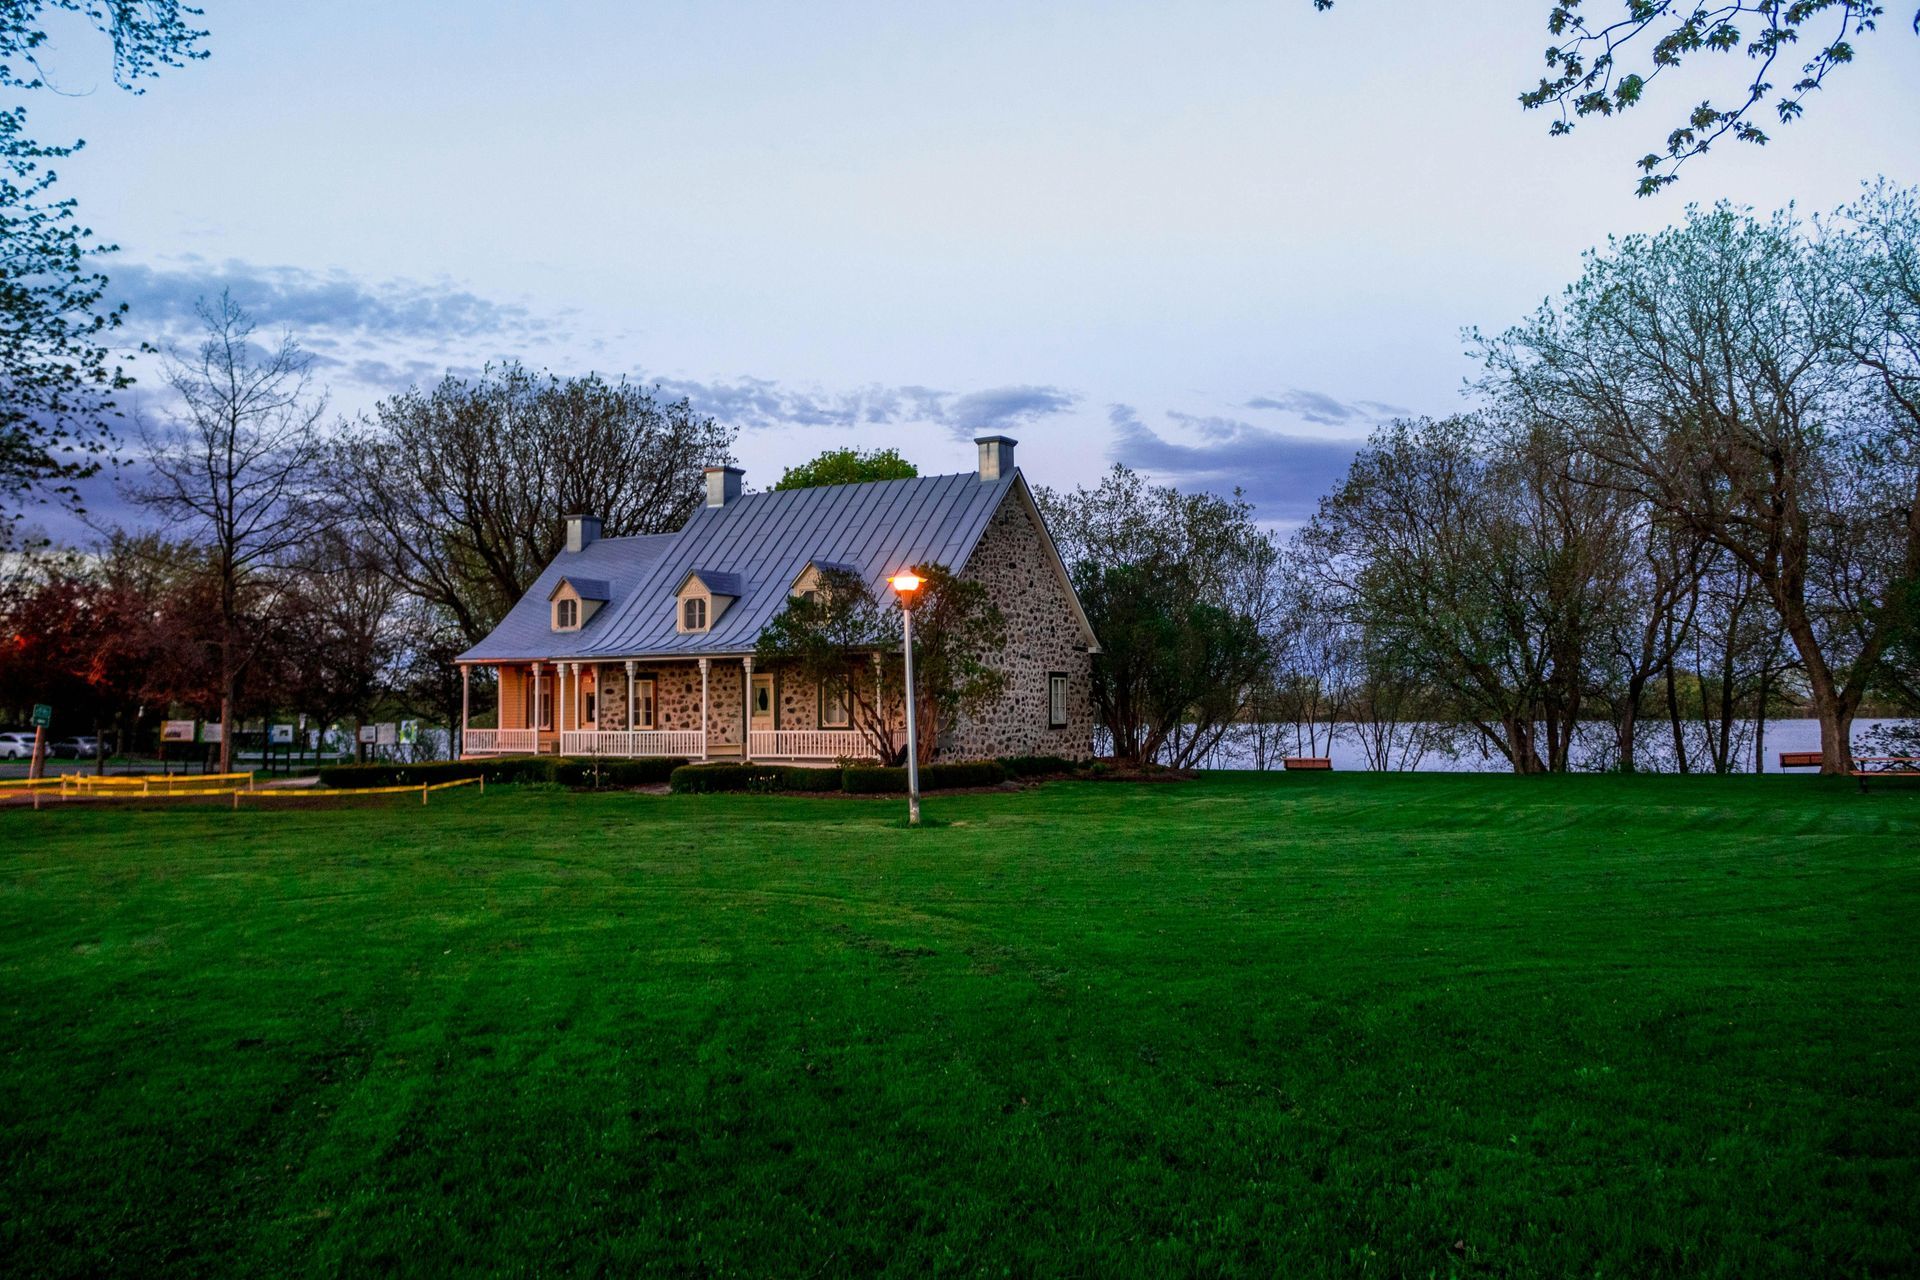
675, 569, 739, 635
548, 577, 608, 632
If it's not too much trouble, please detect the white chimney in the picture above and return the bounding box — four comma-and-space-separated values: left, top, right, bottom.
704, 466, 744, 507
565, 513, 601, 552
975, 435, 1016, 481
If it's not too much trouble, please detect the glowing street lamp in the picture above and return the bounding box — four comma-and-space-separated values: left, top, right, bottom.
887, 570, 923, 826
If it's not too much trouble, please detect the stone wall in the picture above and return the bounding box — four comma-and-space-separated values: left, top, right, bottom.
951, 489, 1096, 760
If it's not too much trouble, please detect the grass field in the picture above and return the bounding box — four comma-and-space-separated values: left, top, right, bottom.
2, 773, 1917, 1277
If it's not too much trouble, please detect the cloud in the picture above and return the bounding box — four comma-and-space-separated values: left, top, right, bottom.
644, 375, 1076, 439
943, 385, 1078, 438
1108, 405, 1360, 522
109, 259, 548, 343
1244, 388, 1409, 427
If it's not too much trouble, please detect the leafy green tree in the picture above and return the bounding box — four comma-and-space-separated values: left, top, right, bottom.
1313, 1, 1912, 195
1038, 465, 1281, 767
1, 2, 208, 535
772, 447, 917, 491
754, 563, 1005, 764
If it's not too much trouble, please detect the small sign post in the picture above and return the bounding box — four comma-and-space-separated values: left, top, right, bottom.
28, 704, 51, 781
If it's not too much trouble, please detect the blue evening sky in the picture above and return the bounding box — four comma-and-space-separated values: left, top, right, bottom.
22, 1, 1920, 535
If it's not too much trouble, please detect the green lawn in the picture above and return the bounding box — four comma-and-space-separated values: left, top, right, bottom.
2, 774, 1916, 1277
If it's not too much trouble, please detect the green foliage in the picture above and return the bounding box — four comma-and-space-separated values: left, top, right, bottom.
550, 756, 688, 789
840, 761, 1006, 793
320, 756, 686, 789
997, 754, 1077, 779
772, 447, 917, 491
4, 774, 1918, 1274
1038, 466, 1278, 767
1313, 1, 1900, 196
1, 3, 208, 533
669, 763, 840, 793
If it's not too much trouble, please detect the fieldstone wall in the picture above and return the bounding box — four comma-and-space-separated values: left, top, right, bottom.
585, 659, 744, 744
951, 490, 1096, 760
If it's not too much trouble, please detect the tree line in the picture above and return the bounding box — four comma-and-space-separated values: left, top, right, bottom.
1042, 183, 1919, 776
0, 294, 733, 771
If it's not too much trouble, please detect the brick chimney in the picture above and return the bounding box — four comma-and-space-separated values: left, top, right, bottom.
975, 435, 1016, 481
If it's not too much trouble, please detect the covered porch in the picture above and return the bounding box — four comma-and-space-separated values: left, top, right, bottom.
459, 655, 886, 763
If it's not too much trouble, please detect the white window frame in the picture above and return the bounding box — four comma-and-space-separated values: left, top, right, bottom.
681, 596, 708, 632
634, 676, 657, 729
554, 597, 579, 630
819, 675, 851, 729
1048, 672, 1068, 728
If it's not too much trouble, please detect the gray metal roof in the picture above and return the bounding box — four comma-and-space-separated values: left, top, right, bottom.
456, 535, 676, 662
549, 576, 610, 601
679, 569, 742, 598
456, 469, 1021, 663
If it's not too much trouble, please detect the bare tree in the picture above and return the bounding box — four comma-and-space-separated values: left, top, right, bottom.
1481, 199, 1916, 772
127, 292, 327, 772
335, 364, 734, 644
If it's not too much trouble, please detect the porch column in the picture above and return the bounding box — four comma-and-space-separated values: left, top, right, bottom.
698, 658, 711, 760
555, 662, 566, 739
532, 662, 543, 744
460, 665, 470, 758
624, 660, 636, 734
873, 653, 885, 761
571, 662, 582, 732
742, 654, 755, 762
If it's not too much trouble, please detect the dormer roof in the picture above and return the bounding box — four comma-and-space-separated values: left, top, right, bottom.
548, 576, 611, 602
676, 569, 742, 599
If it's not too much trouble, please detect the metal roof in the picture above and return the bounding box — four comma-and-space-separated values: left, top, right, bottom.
455, 535, 675, 662
456, 469, 1023, 663
548, 576, 610, 601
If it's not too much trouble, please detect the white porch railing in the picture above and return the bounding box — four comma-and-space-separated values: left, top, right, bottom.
559, 729, 707, 758
748, 729, 874, 761
464, 728, 537, 756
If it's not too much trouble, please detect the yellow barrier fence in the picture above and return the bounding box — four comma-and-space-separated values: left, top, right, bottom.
8, 773, 482, 809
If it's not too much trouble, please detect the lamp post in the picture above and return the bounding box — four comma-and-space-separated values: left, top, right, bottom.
887, 570, 923, 826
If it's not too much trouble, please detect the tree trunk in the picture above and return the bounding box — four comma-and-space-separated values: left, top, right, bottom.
1616, 695, 1639, 774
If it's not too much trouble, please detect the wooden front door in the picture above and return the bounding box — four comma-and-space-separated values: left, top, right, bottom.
750, 673, 775, 731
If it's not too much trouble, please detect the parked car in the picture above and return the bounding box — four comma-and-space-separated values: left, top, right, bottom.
0, 731, 37, 760
50, 735, 106, 759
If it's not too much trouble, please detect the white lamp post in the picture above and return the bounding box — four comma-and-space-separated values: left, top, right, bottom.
887, 570, 923, 826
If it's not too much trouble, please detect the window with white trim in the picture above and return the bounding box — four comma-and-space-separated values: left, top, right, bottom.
682, 596, 708, 631
634, 676, 657, 730
820, 675, 851, 728
1048, 672, 1068, 728
554, 597, 579, 629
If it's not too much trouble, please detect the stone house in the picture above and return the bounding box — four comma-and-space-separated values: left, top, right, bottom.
456, 437, 1099, 763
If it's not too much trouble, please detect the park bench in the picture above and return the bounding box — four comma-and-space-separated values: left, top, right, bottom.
1283, 757, 1332, 771
1778, 750, 1823, 769
1851, 756, 1920, 793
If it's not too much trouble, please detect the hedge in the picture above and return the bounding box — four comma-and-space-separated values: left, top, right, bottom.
319, 756, 685, 789
841, 761, 1007, 793
553, 757, 688, 788
998, 754, 1078, 779
669, 763, 841, 794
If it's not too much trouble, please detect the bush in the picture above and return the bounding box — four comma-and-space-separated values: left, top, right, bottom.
998, 754, 1076, 779
841, 761, 1007, 793
552, 757, 687, 789
669, 763, 839, 794
317, 759, 499, 788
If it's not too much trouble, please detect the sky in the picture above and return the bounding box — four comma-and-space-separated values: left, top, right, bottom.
18, 0, 1920, 542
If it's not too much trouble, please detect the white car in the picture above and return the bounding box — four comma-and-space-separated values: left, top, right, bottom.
0, 732, 36, 760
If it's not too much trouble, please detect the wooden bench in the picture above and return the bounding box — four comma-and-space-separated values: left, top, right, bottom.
1778, 751, 1824, 769
1852, 757, 1920, 793
1283, 757, 1332, 771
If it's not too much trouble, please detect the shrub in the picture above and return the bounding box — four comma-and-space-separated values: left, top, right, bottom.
552, 757, 687, 789
998, 754, 1076, 779
670, 763, 823, 794
841, 761, 1007, 793
318, 759, 497, 788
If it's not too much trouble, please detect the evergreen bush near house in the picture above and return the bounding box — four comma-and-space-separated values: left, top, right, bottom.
997, 755, 1077, 779
316, 760, 495, 788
